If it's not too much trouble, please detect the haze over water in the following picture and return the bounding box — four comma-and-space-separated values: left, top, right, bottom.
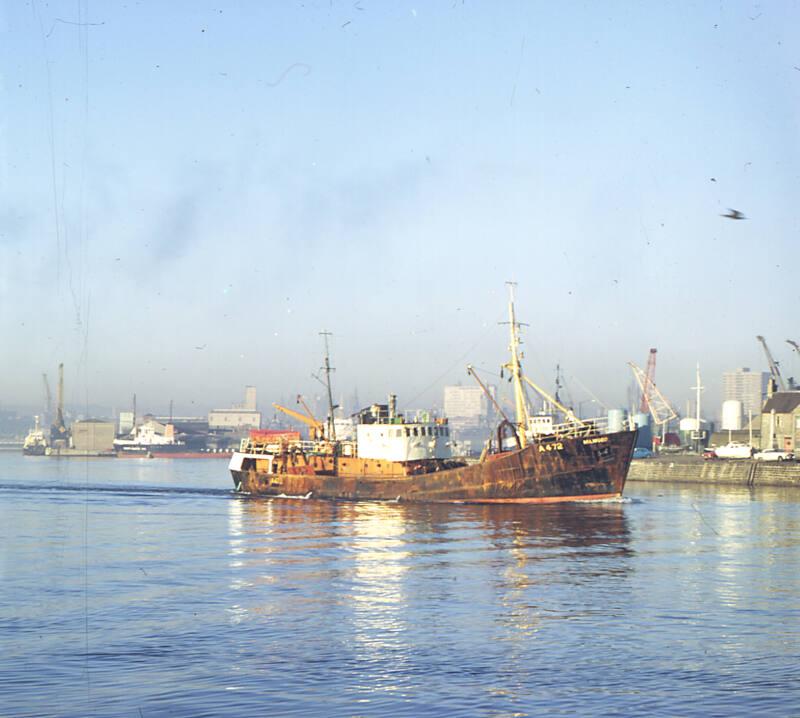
2, 455, 799, 717
3, 2, 799, 415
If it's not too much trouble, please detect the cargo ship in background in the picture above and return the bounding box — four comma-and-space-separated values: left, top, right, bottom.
114, 420, 189, 456
230, 284, 637, 503
114, 419, 234, 458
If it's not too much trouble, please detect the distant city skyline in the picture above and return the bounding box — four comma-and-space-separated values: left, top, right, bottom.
6, 356, 793, 431
2, 2, 798, 421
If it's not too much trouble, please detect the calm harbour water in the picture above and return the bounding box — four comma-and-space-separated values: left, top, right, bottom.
1, 454, 799, 717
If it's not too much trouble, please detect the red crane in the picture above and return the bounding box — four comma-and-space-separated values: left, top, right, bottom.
639, 348, 657, 413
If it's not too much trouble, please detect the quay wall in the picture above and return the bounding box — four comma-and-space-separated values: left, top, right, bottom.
628, 456, 800, 487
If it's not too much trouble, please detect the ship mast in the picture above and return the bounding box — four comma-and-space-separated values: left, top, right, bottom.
502, 282, 530, 447
691, 362, 704, 451
320, 330, 337, 441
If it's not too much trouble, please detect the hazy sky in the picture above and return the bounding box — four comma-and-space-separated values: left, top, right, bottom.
1, 1, 798, 420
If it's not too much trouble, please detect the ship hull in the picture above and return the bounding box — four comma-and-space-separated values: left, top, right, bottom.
231, 430, 637, 504
115, 444, 189, 457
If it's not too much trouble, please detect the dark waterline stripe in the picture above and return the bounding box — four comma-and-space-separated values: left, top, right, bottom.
0, 482, 235, 499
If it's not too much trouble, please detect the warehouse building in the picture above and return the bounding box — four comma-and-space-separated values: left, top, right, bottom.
71, 420, 116, 452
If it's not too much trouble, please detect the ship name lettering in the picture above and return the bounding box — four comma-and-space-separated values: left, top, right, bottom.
583, 437, 609, 445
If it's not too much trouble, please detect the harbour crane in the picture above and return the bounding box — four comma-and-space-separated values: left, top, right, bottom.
42, 373, 52, 428
273, 396, 325, 440
628, 360, 677, 426
756, 335, 786, 392
50, 363, 69, 444
787, 340, 800, 389
639, 349, 657, 413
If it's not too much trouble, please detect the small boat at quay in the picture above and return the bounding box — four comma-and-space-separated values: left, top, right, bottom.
229, 286, 636, 503
22, 416, 48, 456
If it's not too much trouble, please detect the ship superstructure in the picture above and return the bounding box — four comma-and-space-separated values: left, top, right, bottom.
114, 419, 188, 456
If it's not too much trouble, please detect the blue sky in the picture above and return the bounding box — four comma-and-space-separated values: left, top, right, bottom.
1, 1, 799, 419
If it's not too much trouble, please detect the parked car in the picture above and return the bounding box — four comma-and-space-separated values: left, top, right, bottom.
632, 447, 653, 459
702, 449, 718, 460
753, 449, 795, 462
713, 442, 754, 459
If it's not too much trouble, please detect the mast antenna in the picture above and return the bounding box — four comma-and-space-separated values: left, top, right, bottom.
554, 364, 562, 405
690, 363, 705, 450
319, 330, 337, 441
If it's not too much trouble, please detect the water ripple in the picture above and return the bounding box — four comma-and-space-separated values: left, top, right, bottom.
1, 459, 800, 716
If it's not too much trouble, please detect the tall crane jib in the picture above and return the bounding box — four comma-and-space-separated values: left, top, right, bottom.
756, 336, 786, 393
50, 363, 69, 444
42, 373, 52, 429
785, 340, 800, 390
639, 349, 657, 413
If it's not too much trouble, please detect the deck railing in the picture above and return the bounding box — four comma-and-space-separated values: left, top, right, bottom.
239, 415, 626, 456
542, 416, 611, 439
238, 438, 359, 456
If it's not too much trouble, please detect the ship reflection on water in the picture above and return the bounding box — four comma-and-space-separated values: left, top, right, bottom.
225, 496, 632, 706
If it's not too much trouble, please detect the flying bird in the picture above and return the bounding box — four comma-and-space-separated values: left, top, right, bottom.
720, 208, 747, 220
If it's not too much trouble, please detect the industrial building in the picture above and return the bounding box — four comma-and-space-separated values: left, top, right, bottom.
206, 386, 262, 450
207, 410, 261, 430
208, 386, 261, 430
71, 420, 116, 453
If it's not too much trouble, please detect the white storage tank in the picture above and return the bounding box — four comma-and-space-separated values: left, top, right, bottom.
721, 400, 743, 431
607, 409, 627, 433
679, 417, 699, 433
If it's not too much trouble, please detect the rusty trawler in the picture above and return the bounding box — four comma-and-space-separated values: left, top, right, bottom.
230, 286, 636, 503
